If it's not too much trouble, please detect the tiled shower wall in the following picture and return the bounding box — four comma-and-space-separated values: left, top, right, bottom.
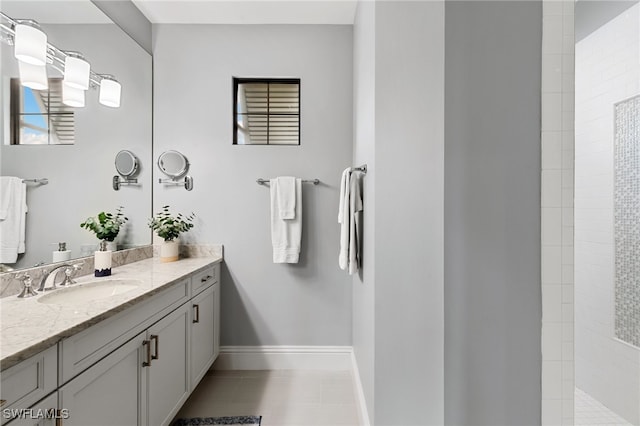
575, 4, 640, 422
541, 1, 574, 425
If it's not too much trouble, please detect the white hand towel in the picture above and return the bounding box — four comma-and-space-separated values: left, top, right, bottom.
0, 177, 27, 263
271, 178, 302, 263
274, 176, 297, 219
348, 173, 363, 275
338, 168, 351, 270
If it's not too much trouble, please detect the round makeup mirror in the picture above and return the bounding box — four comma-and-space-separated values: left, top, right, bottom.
115, 150, 139, 177
158, 150, 189, 178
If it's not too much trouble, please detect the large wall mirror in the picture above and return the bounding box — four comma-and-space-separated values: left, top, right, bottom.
0, 0, 152, 270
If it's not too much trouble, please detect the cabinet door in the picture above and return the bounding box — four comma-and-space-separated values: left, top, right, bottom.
59, 333, 144, 426
1, 346, 57, 426
190, 285, 215, 389
146, 304, 190, 426
213, 282, 220, 361
4, 392, 58, 426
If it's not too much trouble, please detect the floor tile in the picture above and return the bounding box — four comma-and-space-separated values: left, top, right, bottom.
174, 369, 360, 426
575, 388, 632, 426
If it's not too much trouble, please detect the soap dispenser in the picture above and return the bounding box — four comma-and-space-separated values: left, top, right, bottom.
94, 240, 112, 277
52, 242, 72, 262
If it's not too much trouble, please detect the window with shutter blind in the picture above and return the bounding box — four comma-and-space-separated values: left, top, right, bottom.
233, 77, 300, 145
9, 78, 75, 145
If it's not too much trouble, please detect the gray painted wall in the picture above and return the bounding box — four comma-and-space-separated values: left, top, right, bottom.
153, 25, 354, 346
1, 24, 152, 268
352, 1, 376, 422
444, 2, 542, 425
91, 0, 152, 54
374, 2, 445, 424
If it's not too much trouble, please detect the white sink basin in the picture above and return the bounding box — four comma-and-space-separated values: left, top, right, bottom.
37, 279, 144, 305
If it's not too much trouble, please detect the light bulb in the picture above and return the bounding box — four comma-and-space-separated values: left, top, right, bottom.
18, 61, 48, 90
62, 82, 85, 107
14, 20, 47, 66
63, 51, 90, 90
99, 75, 121, 108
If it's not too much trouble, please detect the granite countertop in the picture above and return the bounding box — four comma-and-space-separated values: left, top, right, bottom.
0, 256, 222, 371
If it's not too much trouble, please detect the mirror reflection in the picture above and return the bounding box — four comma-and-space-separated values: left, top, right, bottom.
115, 150, 139, 177
0, 1, 152, 270
158, 150, 189, 178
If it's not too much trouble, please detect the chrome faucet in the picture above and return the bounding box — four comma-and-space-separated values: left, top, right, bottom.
38, 262, 83, 292
17, 274, 38, 298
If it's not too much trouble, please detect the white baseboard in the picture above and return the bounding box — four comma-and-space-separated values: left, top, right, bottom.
351, 351, 372, 426
214, 345, 353, 371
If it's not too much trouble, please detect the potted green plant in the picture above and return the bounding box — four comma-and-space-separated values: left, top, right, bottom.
148, 206, 195, 262
80, 206, 128, 248
80, 207, 128, 276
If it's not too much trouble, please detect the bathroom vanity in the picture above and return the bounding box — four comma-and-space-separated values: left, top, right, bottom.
0, 256, 221, 426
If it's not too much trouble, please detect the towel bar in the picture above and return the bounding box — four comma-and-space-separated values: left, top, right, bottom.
256, 178, 319, 185
351, 164, 367, 174
22, 178, 48, 185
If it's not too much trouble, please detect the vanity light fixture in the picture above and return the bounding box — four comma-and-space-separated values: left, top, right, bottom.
62, 82, 85, 108
63, 51, 90, 90
13, 20, 47, 66
99, 75, 121, 108
1, 12, 122, 108
18, 61, 48, 90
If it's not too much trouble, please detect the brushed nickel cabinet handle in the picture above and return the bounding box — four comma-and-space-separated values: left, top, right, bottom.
142, 340, 151, 367
193, 304, 200, 323
151, 334, 159, 360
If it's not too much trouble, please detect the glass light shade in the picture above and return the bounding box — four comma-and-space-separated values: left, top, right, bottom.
62, 82, 85, 107
18, 61, 48, 90
63, 52, 90, 90
99, 76, 121, 108
14, 21, 47, 66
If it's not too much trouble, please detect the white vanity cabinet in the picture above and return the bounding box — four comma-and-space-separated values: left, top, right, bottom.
5, 392, 59, 426
59, 334, 144, 426
189, 267, 220, 390
1, 261, 221, 426
60, 302, 192, 426
59, 265, 220, 426
146, 303, 190, 426
0, 346, 57, 426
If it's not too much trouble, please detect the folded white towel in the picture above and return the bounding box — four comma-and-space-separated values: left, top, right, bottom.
348, 173, 363, 275
274, 176, 297, 220
338, 168, 351, 270
0, 177, 27, 263
271, 177, 302, 263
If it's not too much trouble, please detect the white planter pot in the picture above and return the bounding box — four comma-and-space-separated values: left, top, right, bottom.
94, 250, 112, 277
160, 240, 179, 263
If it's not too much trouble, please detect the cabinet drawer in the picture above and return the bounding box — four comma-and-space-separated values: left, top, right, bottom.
191, 265, 218, 296
60, 278, 190, 385
0, 346, 57, 426
4, 391, 59, 426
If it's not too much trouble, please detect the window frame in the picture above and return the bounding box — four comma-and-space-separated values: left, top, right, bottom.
232, 77, 301, 146
9, 78, 75, 145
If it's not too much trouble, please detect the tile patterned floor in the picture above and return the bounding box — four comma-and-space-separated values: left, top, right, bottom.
575, 388, 633, 426
173, 370, 360, 426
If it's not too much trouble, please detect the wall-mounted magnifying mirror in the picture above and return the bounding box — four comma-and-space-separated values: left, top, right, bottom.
115, 150, 139, 177
157, 150, 193, 191
113, 150, 139, 190
158, 150, 188, 178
